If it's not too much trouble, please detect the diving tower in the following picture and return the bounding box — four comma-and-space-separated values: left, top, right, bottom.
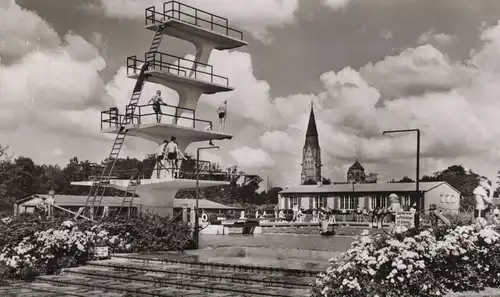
72, 1, 247, 219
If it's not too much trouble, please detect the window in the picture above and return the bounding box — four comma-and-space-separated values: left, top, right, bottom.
289, 196, 299, 208
314, 196, 327, 209
401, 195, 410, 206
370, 196, 376, 210
339, 196, 356, 210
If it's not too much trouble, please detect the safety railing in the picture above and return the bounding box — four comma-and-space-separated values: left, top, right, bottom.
72, 161, 229, 182
100, 104, 213, 130
126, 52, 229, 86
144, 2, 244, 40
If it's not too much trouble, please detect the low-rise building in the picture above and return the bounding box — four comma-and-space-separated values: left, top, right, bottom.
279, 181, 461, 213
14, 194, 242, 217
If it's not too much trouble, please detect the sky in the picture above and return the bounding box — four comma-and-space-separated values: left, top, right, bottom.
2, 0, 500, 187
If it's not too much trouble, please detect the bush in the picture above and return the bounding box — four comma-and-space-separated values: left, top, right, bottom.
0, 213, 193, 282
311, 224, 500, 297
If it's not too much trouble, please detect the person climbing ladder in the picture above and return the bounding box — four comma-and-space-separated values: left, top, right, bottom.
217, 100, 227, 132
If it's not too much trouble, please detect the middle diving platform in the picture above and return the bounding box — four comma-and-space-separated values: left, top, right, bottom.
127, 52, 233, 94
101, 103, 231, 151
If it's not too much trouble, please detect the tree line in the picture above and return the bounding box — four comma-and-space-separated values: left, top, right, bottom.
0, 145, 281, 213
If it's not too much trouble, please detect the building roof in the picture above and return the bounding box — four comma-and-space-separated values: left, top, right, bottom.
16, 194, 241, 210
306, 102, 318, 137
280, 181, 460, 195
348, 160, 364, 172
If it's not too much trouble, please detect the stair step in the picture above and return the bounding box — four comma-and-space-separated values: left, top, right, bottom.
112, 254, 321, 277
37, 274, 247, 297
63, 266, 310, 296
89, 259, 313, 288
27, 282, 125, 297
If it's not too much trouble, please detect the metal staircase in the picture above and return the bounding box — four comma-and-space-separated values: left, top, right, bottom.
118, 170, 140, 218
78, 23, 169, 220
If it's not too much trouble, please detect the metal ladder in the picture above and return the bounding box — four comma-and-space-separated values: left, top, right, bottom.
145, 23, 166, 63
77, 23, 167, 221
118, 169, 140, 218
78, 63, 149, 220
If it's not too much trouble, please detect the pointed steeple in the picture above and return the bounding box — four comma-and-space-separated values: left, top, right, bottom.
306, 101, 318, 137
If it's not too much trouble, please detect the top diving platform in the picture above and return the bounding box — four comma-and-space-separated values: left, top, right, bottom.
144, 1, 248, 50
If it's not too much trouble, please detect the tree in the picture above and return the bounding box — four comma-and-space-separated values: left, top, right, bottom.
365, 173, 378, 183
398, 176, 415, 183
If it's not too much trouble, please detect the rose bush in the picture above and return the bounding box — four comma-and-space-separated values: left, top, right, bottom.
0, 213, 193, 282
312, 223, 500, 297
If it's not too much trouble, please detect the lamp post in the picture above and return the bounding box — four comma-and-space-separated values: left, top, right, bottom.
194, 145, 219, 249
383, 129, 421, 226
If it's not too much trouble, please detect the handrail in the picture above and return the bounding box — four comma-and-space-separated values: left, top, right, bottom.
100, 104, 212, 130
144, 2, 244, 40
72, 162, 229, 182
126, 53, 229, 86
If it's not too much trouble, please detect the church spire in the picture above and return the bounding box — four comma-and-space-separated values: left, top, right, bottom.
301, 101, 321, 184
306, 101, 318, 137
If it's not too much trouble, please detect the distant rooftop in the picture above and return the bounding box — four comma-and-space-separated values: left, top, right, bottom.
280, 181, 460, 195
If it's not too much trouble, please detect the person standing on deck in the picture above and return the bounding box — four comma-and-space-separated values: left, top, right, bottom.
155, 140, 168, 178
165, 137, 179, 178
149, 90, 165, 123
473, 176, 494, 223
174, 145, 187, 179
217, 100, 227, 132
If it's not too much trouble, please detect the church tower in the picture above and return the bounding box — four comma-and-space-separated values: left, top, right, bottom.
301, 102, 322, 184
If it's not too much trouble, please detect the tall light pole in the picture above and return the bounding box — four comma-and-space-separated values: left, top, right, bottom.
383, 129, 421, 225
194, 145, 219, 249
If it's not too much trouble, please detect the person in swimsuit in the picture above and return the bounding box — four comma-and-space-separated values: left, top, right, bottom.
155, 140, 168, 178
217, 100, 227, 132
165, 136, 178, 177
473, 176, 493, 220
148, 90, 165, 123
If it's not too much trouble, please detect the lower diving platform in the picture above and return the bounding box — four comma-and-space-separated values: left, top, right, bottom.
72, 167, 229, 217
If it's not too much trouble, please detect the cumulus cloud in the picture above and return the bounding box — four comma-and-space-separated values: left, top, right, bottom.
0, 0, 127, 165
418, 30, 455, 46
360, 45, 471, 99
0, 0, 60, 60
322, 0, 355, 10
191, 22, 500, 184
229, 147, 274, 168
88, 0, 299, 42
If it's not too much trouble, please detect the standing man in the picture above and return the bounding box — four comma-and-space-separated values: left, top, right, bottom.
473, 176, 494, 221
149, 90, 165, 123
165, 136, 178, 178
217, 100, 227, 132
155, 140, 168, 178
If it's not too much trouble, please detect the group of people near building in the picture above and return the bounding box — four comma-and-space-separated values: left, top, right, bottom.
474, 175, 500, 225
155, 137, 186, 179
149, 89, 228, 132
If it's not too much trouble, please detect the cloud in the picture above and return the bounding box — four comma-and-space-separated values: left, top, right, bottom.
88, 0, 299, 42
0, 0, 124, 165
359, 45, 471, 99
193, 21, 500, 185
418, 30, 455, 46
381, 30, 393, 40
0, 0, 61, 60
229, 147, 274, 168
322, 0, 355, 10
